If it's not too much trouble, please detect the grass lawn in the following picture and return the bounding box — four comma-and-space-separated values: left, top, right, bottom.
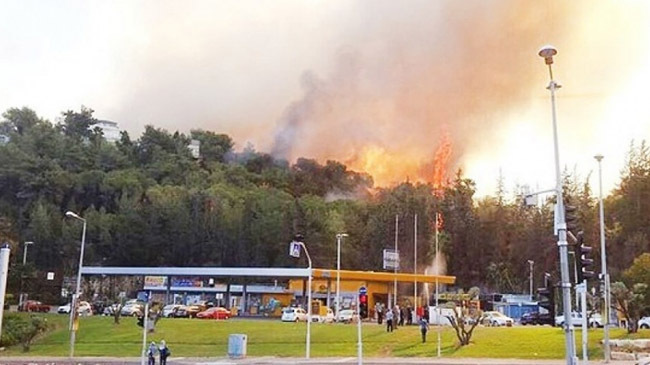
2, 313, 649, 359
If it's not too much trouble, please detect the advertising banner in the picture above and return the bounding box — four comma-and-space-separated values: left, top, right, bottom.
144, 276, 167, 287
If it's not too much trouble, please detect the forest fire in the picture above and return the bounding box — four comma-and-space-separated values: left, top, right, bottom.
345, 131, 454, 190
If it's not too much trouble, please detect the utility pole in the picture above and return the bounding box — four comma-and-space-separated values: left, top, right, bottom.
595, 154, 611, 362
538, 45, 577, 365
414, 214, 417, 320
394, 214, 398, 308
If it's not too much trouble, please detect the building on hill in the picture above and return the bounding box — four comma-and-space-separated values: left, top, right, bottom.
188, 139, 201, 159
91, 120, 121, 143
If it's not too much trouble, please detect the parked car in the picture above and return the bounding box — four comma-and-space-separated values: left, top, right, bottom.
102, 304, 120, 316
162, 304, 182, 318
196, 307, 231, 320
555, 312, 603, 327
315, 308, 335, 323
520, 311, 553, 326
281, 307, 307, 322
58, 301, 93, 315
21, 300, 51, 313
482, 311, 514, 327
174, 304, 204, 318
638, 316, 650, 329
173, 305, 190, 318
336, 309, 357, 324
120, 303, 144, 317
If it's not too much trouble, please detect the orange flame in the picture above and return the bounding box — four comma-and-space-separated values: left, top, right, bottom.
432, 131, 452, 195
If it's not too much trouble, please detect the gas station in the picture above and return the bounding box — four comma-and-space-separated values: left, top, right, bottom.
80, 266, 455, 317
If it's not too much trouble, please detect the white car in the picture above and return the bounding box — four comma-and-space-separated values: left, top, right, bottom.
120, 303, 143, 317
336, 309, 357, 323
162, 304, 182, 318
281, 307, 307, 322
638, 316, 650, 329
313, 308, 335, 323
58, 301, 93, 316
483, 311, 514, 327
555, 312, 603, 327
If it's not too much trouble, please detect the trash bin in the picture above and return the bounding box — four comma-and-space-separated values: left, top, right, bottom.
228, 334, 247, 359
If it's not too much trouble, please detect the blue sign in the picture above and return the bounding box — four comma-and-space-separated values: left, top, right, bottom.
359, 286, 367, 295
137, 291, 149, 302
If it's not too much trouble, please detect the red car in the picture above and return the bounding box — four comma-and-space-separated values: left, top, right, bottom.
22, 300, 51, 313
196, 307, 230, 320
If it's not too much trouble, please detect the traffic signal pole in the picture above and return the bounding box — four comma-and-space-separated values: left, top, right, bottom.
539, 46, 578, 365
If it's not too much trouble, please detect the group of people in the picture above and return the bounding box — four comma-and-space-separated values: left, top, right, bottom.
374, 302, 430, 343
147, 340, 171, 365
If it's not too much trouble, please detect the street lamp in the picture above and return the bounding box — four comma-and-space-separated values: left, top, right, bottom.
22, 241, 34, 265
65, 211, 87, 359
289, 235, 312, 359
335, 233, 348, 321
528, 260, 534, 301
594, 154, 611, 362
538, 45, 577, 365
19, 241, 34, 309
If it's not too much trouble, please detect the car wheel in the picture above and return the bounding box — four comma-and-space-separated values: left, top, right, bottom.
132, 313, 138, 317
641, 324, 649, 329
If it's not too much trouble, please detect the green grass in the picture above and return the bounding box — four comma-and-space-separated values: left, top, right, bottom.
2, 313, 649, 359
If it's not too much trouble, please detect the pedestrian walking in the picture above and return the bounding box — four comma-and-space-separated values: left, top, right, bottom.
386, 309, 394, 332
147, 341, 158, 365
419, 317, 430, 343
158, 340, 171, 365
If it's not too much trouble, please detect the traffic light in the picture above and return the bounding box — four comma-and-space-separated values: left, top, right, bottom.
564, 203, 578, 233
358, 293, 368, 319
537, 272, 555, 326
576, 237, 595, 283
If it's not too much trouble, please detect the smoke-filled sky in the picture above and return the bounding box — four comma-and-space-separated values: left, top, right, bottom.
1, 0, 649, 197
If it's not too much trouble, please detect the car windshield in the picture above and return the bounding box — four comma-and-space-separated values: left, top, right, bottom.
283, 308, 294, 314
490, 312, 505, 317
163, 305, 176, 310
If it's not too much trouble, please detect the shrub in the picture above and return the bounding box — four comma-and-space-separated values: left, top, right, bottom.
0, 314, 50, 351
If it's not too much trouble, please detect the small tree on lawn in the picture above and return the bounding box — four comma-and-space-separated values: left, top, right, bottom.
611, 281, 647, 333
444, 286, 484, 346
113, 296, 126, 324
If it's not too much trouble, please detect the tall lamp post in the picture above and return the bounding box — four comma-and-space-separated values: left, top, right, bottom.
19, 241, 34, 308
22, 241, 34, 265
335, 233, 348, 321
538, 45, 577, 365
65, 211, 87, 359
528, 260, 534, 301
595, 154, 611, 362
289, 235, 312, 359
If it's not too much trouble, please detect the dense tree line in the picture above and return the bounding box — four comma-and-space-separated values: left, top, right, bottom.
0, 106, 648, 298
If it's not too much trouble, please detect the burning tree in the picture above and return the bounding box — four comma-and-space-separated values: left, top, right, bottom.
443, 287, 484, 346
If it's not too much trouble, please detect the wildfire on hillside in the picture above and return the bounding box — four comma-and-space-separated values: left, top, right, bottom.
345, 130, 454, 191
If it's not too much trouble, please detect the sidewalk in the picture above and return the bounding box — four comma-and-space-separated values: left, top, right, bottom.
0, 357, 638, 365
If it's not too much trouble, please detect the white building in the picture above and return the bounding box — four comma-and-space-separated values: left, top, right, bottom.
91, 120, 121, 143
189, 139, 201, 159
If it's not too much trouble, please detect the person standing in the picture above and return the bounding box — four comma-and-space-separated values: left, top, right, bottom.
386, 308, 394, 332
399, 306, 405, 326
419, 317, 430, 343
158, 340, 171, 365
147, 341, 158, 365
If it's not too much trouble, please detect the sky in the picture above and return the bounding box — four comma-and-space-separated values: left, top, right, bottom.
1, 0, 649, 198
